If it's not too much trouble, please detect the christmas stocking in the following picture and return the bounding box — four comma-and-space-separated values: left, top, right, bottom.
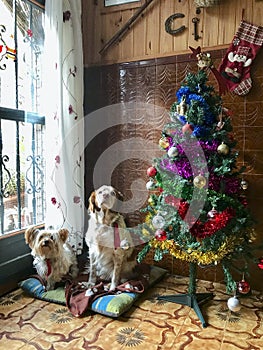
219, 20, 263, 96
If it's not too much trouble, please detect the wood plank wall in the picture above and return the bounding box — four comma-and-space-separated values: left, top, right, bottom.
82, 0, 263, 67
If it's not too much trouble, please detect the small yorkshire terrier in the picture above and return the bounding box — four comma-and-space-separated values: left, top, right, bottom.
25, 226, 79, 290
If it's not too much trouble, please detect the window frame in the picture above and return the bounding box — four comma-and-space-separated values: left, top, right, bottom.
0, 0, 45, 296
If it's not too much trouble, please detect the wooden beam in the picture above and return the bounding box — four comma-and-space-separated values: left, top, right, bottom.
99, 0, 156, 55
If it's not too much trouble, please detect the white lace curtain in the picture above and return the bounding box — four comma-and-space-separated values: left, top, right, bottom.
42, 0, 84, 254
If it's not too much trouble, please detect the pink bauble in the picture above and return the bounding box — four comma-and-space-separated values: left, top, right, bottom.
182, 123, 193, 134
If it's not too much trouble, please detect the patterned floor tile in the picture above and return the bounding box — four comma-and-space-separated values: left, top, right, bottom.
82, 318, 148, 349
0, 334, 31, 350
171, 330, 222, 350
221, 329, 263, 350
1, 276, 262, 350
19, 337, 87, 350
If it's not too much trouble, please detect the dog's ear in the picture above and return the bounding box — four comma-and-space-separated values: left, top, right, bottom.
25, 226, 39, 248
115, 190, 124, 201
58, 228, 69, 243
88, 191, 100, 212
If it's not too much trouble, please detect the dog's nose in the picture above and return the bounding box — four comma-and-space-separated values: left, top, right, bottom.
103, 193, 109, 199
43, 239, 50, 246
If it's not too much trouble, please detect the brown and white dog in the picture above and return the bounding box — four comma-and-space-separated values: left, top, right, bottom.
25, 226, 79, 290
85, 185, 137, 290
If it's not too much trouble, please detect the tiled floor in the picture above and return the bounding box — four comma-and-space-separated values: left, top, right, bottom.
0, 274, 262, 350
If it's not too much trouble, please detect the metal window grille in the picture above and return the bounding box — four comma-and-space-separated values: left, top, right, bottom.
0, 0, 45, 235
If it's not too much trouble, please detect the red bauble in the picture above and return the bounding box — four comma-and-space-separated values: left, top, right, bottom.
257, 258, 263, 270
147, 166, 157, 177
154, 229, 167, 241
237, 279, 251, 294
182, 123, 193, 134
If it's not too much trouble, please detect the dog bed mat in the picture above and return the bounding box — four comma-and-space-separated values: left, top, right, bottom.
19, 265, 167, 318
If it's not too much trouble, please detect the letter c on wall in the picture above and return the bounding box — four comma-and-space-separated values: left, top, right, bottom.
165, 13, 186, 35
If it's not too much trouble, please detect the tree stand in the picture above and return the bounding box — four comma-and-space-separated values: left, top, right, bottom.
157, 262, 214, 328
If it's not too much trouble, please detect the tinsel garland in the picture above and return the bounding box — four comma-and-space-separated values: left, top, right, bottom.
161, 153, 241, 195
208, 173, 240, 194
149, 235, 246, 265
161, 158, 193, 179
190, 207, 235, 238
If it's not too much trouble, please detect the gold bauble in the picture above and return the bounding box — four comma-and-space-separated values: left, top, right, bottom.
148, 197, 154, 206
193, 175, 206, 189
159, 137, 170, 149
217, 142, 229, 155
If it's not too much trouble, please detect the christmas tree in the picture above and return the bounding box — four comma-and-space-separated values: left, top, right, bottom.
136, 49, 257, 327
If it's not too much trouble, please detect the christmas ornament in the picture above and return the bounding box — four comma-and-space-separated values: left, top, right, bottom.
219, 20, 263, 96
257, 257, 263, 270
146, 179, 155, 190
240, 179, 248, 190
248, 229, 257, 242
194, 0, 219, 7
207, 208, 217, 218
159, 136, 170, 149
182, 123, 193, 134
147, 166, 157, 177
152, 214, 166, 229
148, 197, 155, 206
167, 146, 179, 158
217, 142, 229, 155
176, 95, 187, 116
237, 279, 250, 294
193, 175, 206, 189
216, 113, 225, 130
189, 46, 227, 95
154, 229, 167, 241
239, 195, 248, 207
120, 239, 130, 250
227, 296, 241, 312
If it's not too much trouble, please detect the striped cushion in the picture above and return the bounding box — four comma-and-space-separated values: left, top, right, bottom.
19, 265, 167, 317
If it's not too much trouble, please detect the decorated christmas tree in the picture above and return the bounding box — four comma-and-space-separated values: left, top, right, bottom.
136, 49, 258, 327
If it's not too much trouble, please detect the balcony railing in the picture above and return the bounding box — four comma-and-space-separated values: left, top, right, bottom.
0, 106, 45, 235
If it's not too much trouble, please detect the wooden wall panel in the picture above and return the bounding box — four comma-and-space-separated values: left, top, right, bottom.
82, 0, 263, 66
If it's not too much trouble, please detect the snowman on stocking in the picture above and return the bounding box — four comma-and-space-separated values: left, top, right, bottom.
219, 20, 263, 96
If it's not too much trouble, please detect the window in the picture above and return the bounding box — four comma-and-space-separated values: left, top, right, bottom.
0, 0, 45, 235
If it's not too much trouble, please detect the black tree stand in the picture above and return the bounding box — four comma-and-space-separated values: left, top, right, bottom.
158, 262, 214, 328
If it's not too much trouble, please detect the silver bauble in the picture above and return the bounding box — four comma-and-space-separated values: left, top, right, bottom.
146, 179, 155, 190
168, 146, 179, 158
152, 214, 166, 229
120, 239, 130, 250
227, 296, 241, 312
240, 179, 248, 190
207, 208, 217, 218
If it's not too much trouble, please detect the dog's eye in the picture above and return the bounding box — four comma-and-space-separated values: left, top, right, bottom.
111, 191, 116, 197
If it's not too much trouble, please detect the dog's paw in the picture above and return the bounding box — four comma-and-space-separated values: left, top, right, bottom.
81, 281, 96, 289
109, 282, 117, 291
46, 281, 55, 291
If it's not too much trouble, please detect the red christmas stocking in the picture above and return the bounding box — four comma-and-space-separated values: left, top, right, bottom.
219, 20, 263, 96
